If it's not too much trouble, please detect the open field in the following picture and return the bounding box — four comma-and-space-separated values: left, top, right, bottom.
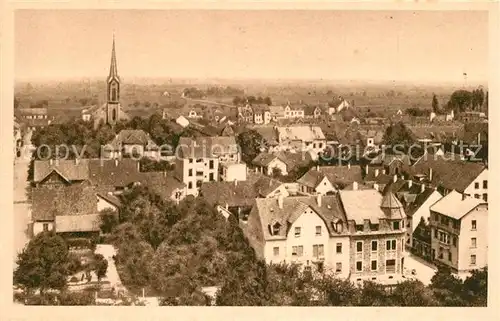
15, 79, 483, 121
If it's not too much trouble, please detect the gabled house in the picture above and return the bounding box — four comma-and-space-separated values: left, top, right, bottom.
429, 191, 487, 277
103, 129, 160, 159
304, 105, 322, 119
31, 185, 102, 238
283, 102, 305, 119
237, 105, 254, 123
269, 105, 285, 122
187, 108, 204, 119
276, 126, 326, 155
297, 165, 363, 195
242, 194, 350, 276
200, 174, 288, 220
252, 105, 271, 124
408, 158, 488, 201
33, 159, 90, 188
252, 151, 313, 176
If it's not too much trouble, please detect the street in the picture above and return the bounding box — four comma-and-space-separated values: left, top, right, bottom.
404, 252, 438, 286
13, 131, 33, 268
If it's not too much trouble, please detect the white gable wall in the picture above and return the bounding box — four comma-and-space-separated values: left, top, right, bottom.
314, 176, 336, 195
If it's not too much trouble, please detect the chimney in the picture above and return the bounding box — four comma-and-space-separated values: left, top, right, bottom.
225, 203, 229, 210
234, 179, 238, 187
462, 193, 466, 201
49, 159, 53, 166
115, 159, 118, 167
420, 183, 425, 194
365, 164, 369, 174
393, 174, 397, 183
317, 193, 322, 207
428, 168, 433, 181
353, 181, 358, 190
347, 162, 351, 169
55, 159, 59, 166
477, 133, 481, 145
163, 171, 167, 177
375, 169, 380, 177
75, 158, 79, 165
277, 195, 284, 209
373, 183, 379, 191
408, 180, 412, 188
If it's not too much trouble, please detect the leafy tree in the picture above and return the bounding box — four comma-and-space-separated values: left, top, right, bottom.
432, 94, 439, 113
447, 90, 472, 113
14, 232, 70, 296
462, 267, 487, 306
232, 96, 242, 106
429, 266, 466, 306
93, 254, 108, 282
264, 96, 272, 106
356, 281, 390, 306
236, 129, 265, 164
383, 122, 415, 147
99, 208, 119, 234
390, 280, 438, 306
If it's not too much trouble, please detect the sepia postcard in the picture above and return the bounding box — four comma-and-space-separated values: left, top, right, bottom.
2, 0, 499, 320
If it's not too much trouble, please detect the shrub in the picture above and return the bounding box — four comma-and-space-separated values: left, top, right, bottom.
69, 276, 79, 283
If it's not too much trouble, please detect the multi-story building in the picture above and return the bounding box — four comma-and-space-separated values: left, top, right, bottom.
339, 189, 407, 284
252, 105, 272, 124
103, 129, 160, 159
429, 190, 488, 278
243, 194, 351, 278
243, 187, 409, 284
175, 136, 241, 195
15, 107, 51, 131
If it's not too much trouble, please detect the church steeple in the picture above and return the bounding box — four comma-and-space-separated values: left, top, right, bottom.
108, 34, 119, 82
106, 34, 120, 126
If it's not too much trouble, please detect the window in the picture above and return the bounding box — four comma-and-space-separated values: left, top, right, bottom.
188, 182, 193, 189
336, 243, 342, 254
319, 143, 323, 149
475, 182, 479, 189
189, 158, 193, 164
370, 224, 379, 231
386, 239, 396, 251
386, 259, 396, 273
355, 224, 363, 232
315, 226, 322, 236
472, 220, 477, 230
448, 251, 452, 261
483, 194, 488, 202
188, 169, 193, 177
112, 88, 117, 101
43, 223, 49, 232
452, 236, 457, 247
393, 221, 400, 230
371, 260, 377, 271
294, 227, 301, 237
483, 180, 488, 189
273, 247, 279, 256
356, 241, 363, 253
209, 173, 214, 181
313, 244, 324, 257
474, 194, 480, 199
470, 255, 476, 265
434, 229, 438, 238
335, 262, 342, 273
471, 237, 477, 248
356, 261, 362, 272
371, 240, 378, 252
209, 160, 214, 169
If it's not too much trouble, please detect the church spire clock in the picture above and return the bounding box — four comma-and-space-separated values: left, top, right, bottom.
106, 34, 120, 125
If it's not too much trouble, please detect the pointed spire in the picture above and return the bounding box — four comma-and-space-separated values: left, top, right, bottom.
108, 34, 119, 81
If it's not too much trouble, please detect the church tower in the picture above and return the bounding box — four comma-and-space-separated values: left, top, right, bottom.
106, 35, 120, 126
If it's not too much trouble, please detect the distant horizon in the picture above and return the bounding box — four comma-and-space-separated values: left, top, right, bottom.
16, 10, 488, 85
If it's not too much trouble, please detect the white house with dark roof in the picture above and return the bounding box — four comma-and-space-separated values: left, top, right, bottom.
283, 102, 305, 119
243, 194, 351, 277
103, 129, 160, 159
429, 191, 488, 278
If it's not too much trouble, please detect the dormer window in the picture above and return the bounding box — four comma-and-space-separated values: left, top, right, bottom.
332, 221, 343, 233
370, 224, 379, 231
355, 224, 364, 232
393, 221, 400, 230
271, 222, 281, 235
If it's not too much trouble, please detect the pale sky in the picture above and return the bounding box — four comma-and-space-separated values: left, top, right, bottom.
15, 10, 488, 83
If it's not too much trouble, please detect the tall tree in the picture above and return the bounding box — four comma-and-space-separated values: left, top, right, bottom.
432, 94, 439, 113
14, 232, 70, 296
236, 129, 265, 164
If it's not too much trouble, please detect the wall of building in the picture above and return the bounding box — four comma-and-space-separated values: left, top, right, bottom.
97, 197, 118, 213
457, 205, 488, 273
33, 221, 54, 236
314, 176, 336, 195
266, 158, 288, 175
463, 169, 488, 202
222, 163, 247, 182
327, 236, 351, 279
